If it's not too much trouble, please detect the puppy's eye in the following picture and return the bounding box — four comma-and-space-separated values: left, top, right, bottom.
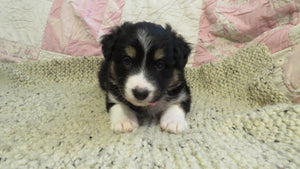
155, 60, 165, 70
122, 56, 132, 67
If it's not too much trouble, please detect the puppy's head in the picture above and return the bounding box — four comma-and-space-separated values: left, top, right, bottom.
101, 22, 190, 107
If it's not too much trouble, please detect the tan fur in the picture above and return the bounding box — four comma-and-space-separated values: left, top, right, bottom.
169, 69, 179, 87
125, 46, 136, 58
154, 49, 164, 60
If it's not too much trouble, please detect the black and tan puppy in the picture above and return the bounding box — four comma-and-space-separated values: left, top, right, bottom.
98, 22, 191, 133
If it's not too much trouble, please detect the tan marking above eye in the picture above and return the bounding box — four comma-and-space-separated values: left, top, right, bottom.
125, 46, 136, 58
169, 69, 179, 87
154, 49, 164, 60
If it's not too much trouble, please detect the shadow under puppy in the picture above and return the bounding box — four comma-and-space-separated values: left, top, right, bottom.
98, 22, 191, 133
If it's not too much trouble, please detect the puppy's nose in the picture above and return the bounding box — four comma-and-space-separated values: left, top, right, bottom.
132, 88, 149, 100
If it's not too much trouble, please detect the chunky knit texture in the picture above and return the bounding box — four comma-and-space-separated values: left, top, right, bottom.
0, 44, 299, 168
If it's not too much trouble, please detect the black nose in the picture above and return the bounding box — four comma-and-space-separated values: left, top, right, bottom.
132, 88, 149, 100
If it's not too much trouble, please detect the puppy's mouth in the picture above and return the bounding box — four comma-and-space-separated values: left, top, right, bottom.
123, 91, 161, 107
148, 101, 158, 106
125, 97, 159, 107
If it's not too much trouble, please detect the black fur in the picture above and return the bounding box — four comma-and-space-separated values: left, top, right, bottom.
98, 22, 191, 116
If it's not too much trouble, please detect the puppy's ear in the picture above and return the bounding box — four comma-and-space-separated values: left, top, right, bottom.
166, 24, 191, 69
100, 22, 132, 60
100, 29, 119, 60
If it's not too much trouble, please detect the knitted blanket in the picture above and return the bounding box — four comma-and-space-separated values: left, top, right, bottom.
0, 44, 299, 168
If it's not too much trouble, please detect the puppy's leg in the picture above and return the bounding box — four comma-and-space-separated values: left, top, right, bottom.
160, 104, 187, 133
109, 103, 139, 133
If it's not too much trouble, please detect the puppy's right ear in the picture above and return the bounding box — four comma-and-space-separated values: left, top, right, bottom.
100, 22, 132, 60
100, 29, 119, 60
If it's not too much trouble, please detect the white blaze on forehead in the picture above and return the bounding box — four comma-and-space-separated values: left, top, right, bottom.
137, 29, 152, 68
137, 29, 152, 54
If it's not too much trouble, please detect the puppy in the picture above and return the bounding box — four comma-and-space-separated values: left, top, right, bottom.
98, 22, 191, 133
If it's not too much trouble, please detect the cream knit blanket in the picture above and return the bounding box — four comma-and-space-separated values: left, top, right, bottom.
0, 44, 299, 168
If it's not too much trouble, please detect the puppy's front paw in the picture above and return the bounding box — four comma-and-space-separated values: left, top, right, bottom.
109, 104, 139, 133
160, 104, 188, 133
160, 117, 187, 133
111, 119, 138, 133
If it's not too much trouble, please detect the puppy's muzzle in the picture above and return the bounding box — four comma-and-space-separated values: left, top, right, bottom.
132, 87, 149, 100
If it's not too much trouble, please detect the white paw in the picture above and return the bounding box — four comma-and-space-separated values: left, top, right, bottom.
160, 104, 188, 133
111, 119, 138, 133
160, 118, 187, 133
109, 103, 139, 133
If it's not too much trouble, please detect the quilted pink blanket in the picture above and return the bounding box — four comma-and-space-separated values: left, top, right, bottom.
1, 0, 300, 68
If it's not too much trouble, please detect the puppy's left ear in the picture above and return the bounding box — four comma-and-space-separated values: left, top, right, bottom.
166, 25, 191, 69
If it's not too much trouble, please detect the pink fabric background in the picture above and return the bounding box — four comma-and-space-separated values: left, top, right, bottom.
42, 0, 126, 56
2, 0, 299, 67
194, 0, 299, 66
